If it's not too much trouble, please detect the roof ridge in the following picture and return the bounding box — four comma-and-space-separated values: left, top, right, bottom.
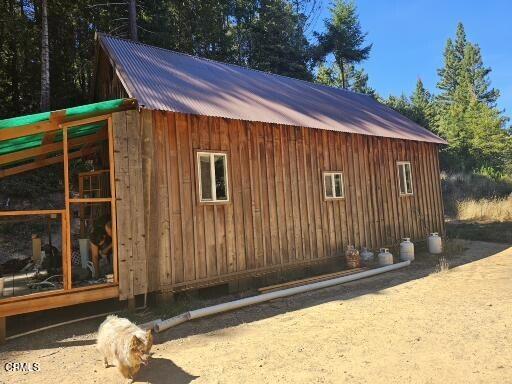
98, 33, 372, 98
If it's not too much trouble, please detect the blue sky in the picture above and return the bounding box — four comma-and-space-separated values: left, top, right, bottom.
309, 0, 512, 117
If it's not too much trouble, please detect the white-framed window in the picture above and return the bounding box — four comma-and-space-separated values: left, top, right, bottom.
197, 151, 229, 203
323, 171, 344, 199
397, 161, 413, 195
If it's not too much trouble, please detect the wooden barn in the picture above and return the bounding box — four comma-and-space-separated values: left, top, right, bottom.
0, 34, 446, 339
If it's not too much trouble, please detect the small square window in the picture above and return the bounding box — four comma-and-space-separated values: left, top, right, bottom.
324, 172, 344, 199
397, 161, 413, 195
197, 152, 229, 203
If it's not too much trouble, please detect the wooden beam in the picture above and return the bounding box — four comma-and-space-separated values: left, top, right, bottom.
0, 121, 57, 142
0, 130, 107, 166
69, 197, 112, 203
0, 146, 100, 178
0, 209, 64, 217
0, 285, 119, 317
60, 114, 110, 129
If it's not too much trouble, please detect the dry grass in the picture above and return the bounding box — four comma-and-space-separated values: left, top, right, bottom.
441, 172, 512, 217
456, 195, 512, 222
435, 256, 450, 273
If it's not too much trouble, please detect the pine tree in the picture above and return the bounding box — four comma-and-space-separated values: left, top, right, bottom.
248, 0, 312, 80
315, 62, 375, 96
350, 67, 375, 97
410, 78, 435, 130
461, 43, 499, 107
384, 94, 416, 122
437, 22, 499, 107
315, 62, 342, 88
315, 0, 371, 88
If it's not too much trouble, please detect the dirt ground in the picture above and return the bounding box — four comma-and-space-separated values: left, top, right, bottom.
1, 240, 511, 384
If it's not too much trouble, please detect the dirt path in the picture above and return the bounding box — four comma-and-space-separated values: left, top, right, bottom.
1, 240, 511, 384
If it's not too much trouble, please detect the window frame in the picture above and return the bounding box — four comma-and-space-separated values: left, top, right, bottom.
397, 161, 414, 196
323, 171, 345, 200
196, 150, 230, 204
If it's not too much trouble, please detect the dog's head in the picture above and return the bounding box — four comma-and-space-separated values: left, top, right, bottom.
144, 329, 153, 354
129, 331, 153, 366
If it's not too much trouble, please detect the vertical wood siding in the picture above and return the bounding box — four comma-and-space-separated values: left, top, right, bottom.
112, 110, 147, 299
135, 111, 445, 292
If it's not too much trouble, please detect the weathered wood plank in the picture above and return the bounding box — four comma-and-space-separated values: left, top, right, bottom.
112, 111, 132, 300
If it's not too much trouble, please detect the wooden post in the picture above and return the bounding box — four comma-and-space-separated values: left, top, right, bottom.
127, 297, 136, 312
127, 270, 136, 311
0, 317, 6, 345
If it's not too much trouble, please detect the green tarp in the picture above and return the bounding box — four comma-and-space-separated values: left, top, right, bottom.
0, 99, 126, 130
0, 99, 133, 163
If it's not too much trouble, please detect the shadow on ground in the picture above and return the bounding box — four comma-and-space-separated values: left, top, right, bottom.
1, 239, 509, 354
135, 358, 199, 384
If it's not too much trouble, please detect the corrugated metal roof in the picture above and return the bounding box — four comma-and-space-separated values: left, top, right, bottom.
98, 34, 447, 144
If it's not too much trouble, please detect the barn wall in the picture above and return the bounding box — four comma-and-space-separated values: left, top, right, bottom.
93, 47, 130, 102
139, 110, 445, 293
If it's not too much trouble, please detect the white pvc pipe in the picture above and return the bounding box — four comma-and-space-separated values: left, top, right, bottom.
155, 260, 410, 333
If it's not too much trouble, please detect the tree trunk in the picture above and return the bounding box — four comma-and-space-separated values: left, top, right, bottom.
40, 0, 50, 111
338, 57, 346, 89
128, 0, 138, 42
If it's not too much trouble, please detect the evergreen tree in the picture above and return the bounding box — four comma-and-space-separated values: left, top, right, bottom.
384, 94, 416, 122
315, 62, 375, 96
437, 22, 499, 107
315, 62, 342, 88
0, 0, 40, 118
437, 38, 458, 105
410, 78, 435, 130
315, 0, 371, 88
248, 0, 312, 80
350, 67, 375, 97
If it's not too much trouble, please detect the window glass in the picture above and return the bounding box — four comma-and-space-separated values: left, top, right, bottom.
214, 154, 227, 201
324, 172, 344, 199
398, 164, 406, 194
334, 173, 343, 197
324, 174, 333, 198
405, 163, 413, 193
398, 162, 413, 195
197, 152, 229, 203
199, 155, 213, 201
